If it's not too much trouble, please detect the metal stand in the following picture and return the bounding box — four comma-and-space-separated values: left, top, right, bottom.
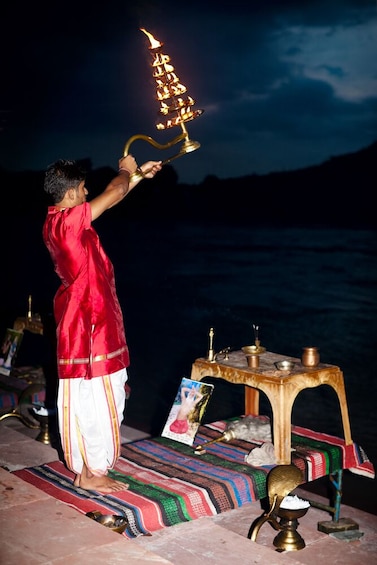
307, 470, 359, 533
34, 414, 51, 444
0, 383, 44, 429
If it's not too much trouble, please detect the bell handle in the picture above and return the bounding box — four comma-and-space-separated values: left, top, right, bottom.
248, 495, 281, 542
194, 430, 235, 455
123, 132, 187, 158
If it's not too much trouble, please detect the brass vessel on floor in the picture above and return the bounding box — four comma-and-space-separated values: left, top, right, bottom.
248, 464, 309, 552
273, 505, 309, 551
86, 511, 128, 534
35, 415, 51, 445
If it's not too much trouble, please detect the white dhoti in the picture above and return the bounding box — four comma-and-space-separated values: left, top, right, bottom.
57, 368, 128, 476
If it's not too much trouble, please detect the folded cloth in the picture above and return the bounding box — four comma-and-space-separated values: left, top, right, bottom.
245, 442, 276, 466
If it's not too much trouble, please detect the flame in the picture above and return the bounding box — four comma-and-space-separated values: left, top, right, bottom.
153, 53, 170, 66
139, 27, 203, 131
140, 28, 162, 49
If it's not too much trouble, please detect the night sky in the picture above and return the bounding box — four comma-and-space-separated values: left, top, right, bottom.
1, 0, 376, 184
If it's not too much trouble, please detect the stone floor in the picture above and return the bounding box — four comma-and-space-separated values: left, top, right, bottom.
0, 417, 376, 565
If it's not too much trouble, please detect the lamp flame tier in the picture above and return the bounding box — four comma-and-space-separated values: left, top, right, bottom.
142, 28, 203, 131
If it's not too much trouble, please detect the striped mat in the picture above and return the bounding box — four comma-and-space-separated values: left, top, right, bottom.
13, 421, 374, 538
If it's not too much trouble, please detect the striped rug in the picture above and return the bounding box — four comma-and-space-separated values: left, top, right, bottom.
13, 421, 374, 538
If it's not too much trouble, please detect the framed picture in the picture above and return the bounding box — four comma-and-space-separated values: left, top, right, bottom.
0, 328, 23, 376
161, 377, 214, 446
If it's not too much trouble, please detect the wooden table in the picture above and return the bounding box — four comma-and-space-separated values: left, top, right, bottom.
190, 350, 353, 464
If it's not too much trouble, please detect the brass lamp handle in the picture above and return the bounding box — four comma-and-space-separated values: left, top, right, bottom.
124, 122, 201, 182
123, 132, 187, 159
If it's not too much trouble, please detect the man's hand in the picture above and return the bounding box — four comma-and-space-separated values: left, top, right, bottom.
139, 161, 163, 179
118, 154, 138, 175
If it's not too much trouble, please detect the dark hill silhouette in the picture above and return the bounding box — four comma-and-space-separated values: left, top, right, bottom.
188, 141, 376, 227
1, 142, 375, 227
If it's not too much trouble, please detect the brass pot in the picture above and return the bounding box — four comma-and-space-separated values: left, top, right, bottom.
301, 347, 320, 367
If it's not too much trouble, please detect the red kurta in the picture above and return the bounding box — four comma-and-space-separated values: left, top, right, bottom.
43, 203, 129, 379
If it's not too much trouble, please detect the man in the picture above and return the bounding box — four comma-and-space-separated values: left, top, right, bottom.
43, 155, 162, 493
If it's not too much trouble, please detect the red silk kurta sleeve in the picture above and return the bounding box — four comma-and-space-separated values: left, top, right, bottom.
43, 203, 129, 379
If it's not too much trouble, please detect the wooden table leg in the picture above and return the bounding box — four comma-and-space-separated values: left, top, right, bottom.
245, 387, 260, 416
258, 384, 296, 465
328, 371, 353, 445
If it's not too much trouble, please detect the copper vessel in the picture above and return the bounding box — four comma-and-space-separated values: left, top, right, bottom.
301, 347, 320, 367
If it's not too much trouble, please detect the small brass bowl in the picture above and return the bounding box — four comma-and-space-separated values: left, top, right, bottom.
86, 511, 128, 534
242, 345, 266, 355
275, 360, 295, 371
278, 505, 309, 520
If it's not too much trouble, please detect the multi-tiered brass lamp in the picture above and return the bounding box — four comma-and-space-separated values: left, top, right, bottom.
124, 28, 203, 182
